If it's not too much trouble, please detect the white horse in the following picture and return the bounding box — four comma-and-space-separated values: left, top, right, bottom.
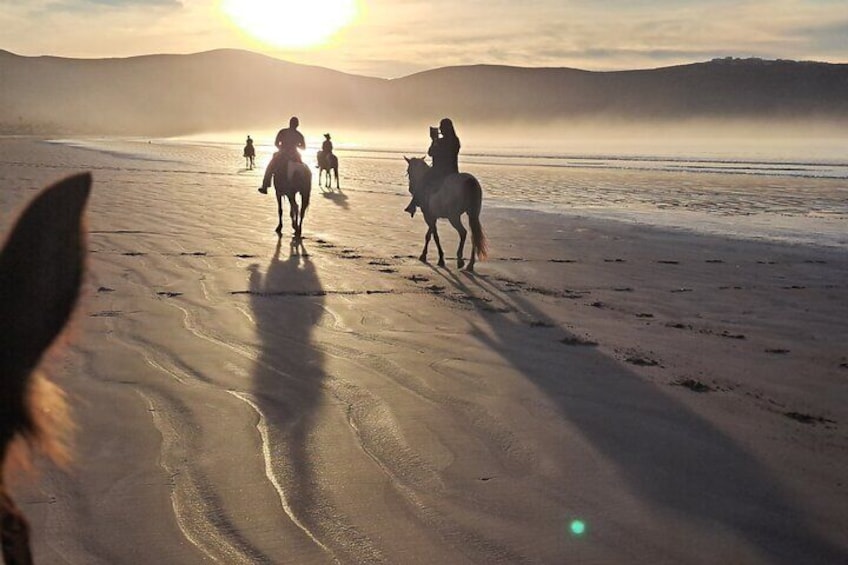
404, 157, 488, 271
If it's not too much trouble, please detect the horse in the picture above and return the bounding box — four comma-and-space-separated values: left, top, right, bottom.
243, 145, 255, 170
1, 173, 90, 565
404, 157, 488, 272
272, 160, 312, 238
316, 150, 339, 190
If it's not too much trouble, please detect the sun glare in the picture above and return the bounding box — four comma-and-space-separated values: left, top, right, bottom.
221, 0, 357, 49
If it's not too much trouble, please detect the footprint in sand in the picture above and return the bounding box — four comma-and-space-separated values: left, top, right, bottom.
180, 251, 207, 257
765, 348, 790, 354
657, 260, 680, 265
705, 259, 724, 264
156, 291, 183, 298
604, 258, 626, 263
97, 286, 115, 293
234, 254, 257, 259
672, 378, 714, 393
624, 353, 661, 367
379, 268, 398, 274
122, 251, 145, 257
719, 330, 746, 340
91, 310, 122, 318
529, 320, 555, 328
406, 274, 429, 283
560, 335, 598, 346
548, 258, 577, 263
783, 411, 837, 426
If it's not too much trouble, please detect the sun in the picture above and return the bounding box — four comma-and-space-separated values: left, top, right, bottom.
221, 0, 358, 49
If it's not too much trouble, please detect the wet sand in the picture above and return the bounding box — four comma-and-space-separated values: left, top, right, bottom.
2, 137, 847, 563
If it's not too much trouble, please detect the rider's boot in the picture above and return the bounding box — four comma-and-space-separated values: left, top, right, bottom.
404, 197, 417, 217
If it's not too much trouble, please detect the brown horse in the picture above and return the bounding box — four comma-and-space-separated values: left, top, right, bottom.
404, 157, 488, 271
316, 150, 339, 190
1, 173, 90, 565
272, 160, 312, 238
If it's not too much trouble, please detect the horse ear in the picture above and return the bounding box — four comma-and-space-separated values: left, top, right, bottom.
404, 156, 410, 163
0, 172, 91, 379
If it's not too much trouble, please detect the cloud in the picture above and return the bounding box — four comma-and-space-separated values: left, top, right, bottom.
48, 0, 182, 9
1, 0, 846, 76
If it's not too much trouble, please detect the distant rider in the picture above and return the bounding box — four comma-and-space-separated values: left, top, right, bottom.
405, 118, 460, 216
322, 133, 333, 156
243, 135, 255, 169
259, 116, 306, 194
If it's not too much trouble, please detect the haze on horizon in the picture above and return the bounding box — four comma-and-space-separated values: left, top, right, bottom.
2, 0, 847, 78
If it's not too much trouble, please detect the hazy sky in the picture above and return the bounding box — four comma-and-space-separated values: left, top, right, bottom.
2, 0, 846, 78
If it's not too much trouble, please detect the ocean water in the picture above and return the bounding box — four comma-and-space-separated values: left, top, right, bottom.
50, 136, 848, 249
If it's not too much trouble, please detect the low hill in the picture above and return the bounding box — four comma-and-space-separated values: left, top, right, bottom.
1, 49, 846, 136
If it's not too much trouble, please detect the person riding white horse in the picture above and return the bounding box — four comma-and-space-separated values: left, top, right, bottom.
405, 118, 461, 217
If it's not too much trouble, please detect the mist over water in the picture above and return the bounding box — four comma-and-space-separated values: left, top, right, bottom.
52, 119, 848, 248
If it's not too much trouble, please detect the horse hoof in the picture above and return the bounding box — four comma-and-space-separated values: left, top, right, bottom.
275, 227, 282, 235
418, 255, 427, 263
437, 260, 446, 268
457, 259, 465, 270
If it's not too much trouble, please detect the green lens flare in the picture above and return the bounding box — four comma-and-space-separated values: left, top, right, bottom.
570, 520, 586, 535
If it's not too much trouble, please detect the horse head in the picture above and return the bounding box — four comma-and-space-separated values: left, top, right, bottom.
404, 156, 430, 194
1, 172, 90, 564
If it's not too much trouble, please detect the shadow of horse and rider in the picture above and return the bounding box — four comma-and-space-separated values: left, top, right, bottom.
245, 125, 847, 562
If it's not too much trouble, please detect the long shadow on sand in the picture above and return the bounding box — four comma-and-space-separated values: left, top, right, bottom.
428, 265, 845, 564
247, 238, 334, 561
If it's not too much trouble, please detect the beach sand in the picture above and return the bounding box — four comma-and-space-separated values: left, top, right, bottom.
2, 137, 847, 563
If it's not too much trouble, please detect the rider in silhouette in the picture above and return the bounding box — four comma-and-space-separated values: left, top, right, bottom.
405, 118, 460, 216
243, 135, 255, 169
259, 116, 306, 194
322, 133, 333, 156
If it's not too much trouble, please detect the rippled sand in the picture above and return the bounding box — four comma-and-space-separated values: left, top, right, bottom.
3, 137, 847, 563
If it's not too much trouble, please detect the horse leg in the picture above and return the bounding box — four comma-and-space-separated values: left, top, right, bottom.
298, 190, 310, 239
333, 167, 339, 190
420, 225, 433, 263
448, 215, 467, 270
275, 191, 283, 234
432, 225, 446, 268
288, 193, 299, 237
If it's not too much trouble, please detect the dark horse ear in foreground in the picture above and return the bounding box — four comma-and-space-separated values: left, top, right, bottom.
272, 161, 312, 238
404, 157, 488, 271
1, 173, 90, 565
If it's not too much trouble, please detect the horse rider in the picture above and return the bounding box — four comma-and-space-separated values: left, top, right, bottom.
259, 116, 306, 194
243, 135, 255, 168
405, 118, 461, 216
322, 133, 333, 156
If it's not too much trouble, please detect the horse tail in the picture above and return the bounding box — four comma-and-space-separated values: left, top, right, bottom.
467, 177, 488, 261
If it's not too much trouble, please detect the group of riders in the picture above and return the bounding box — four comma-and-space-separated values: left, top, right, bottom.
251, 115, 461, 216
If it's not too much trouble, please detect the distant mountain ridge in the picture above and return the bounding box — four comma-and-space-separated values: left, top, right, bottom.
1, 49, 846, 136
